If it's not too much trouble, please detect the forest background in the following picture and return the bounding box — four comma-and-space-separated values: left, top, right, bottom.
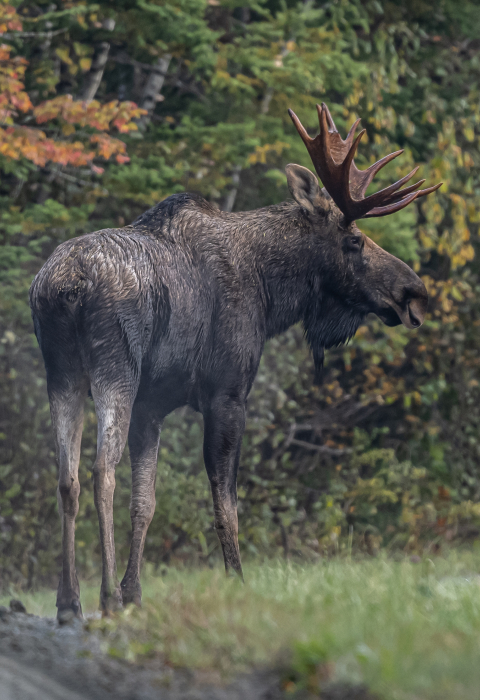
1, 0, 480, 587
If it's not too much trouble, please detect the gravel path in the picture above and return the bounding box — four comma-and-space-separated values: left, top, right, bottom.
0, 605, 377, 700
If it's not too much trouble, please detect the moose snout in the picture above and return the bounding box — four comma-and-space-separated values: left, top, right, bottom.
366, 239, 428, 330
392, 279, 428, 329
376, 265, 428, 330
405, 296, 426, 328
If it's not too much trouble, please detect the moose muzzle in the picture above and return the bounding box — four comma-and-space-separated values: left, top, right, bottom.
379, 274, 428, 329
393, 296, 427, 329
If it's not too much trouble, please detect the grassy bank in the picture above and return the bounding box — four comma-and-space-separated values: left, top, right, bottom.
2, 552, 480, 699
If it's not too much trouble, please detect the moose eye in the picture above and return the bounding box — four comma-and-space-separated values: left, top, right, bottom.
347, 235, 362, 250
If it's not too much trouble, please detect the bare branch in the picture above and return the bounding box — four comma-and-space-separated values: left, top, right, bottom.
109, 53, 169, 74
51, 169, 92, 188
289, 438, 352, 456
1, 27, 68, 39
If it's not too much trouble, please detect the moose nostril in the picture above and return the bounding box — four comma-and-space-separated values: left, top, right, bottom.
408, 303, 421, 327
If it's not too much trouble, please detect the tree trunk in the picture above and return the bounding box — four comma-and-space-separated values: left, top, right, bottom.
79, 19, 115, 102
261, 87, 274, 115
222, 165, 242, 212
137, 55, 172, 129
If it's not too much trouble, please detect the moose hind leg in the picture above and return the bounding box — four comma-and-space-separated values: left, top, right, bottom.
121, 400, 162, 606
51, 382, 88, 621
92, 388, 135, 614
203, 394, 245, 579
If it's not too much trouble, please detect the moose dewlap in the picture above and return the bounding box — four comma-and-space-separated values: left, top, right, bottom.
30, 103, 440, 620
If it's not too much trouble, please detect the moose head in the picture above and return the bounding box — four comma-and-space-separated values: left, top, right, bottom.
283, 103, 441, 360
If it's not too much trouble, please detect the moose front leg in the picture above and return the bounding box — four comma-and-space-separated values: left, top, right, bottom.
203, 394, 246, 579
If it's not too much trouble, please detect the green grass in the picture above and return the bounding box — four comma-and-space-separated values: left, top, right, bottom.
3, 552, 480, 699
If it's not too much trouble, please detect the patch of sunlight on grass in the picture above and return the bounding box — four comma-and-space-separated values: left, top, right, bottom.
4, 550, 480, 699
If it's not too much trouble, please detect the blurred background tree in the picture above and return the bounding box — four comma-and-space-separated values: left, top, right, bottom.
2, 0, 480, 586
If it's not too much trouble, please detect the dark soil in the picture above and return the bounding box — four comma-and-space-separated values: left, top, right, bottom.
0, 605, 378, 700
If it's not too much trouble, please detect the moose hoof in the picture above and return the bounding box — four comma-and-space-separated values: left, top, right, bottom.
121, 589, 142, 607
101, 588, 123, 616
57, 600, 82, 624
120, 580, 142, 607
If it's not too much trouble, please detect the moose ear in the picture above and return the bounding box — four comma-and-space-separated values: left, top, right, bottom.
285, 163, 329, 214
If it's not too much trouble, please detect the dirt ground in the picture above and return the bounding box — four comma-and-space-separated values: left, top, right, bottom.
0, 605, 377, 700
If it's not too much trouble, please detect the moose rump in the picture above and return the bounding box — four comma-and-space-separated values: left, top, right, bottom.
30, 227, 218, 617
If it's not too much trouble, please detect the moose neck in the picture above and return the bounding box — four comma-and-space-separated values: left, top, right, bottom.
239, 201, 363, 361
237, 202, 315, 337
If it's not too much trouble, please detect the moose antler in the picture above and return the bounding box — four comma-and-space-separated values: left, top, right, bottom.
288, 103, 442, 221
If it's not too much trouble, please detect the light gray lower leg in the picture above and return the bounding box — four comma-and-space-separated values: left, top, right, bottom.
92, 394, 132, 614
51, 385, 86, 620
211, 485, 243, 578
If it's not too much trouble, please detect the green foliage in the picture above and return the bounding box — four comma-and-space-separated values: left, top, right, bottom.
2, 0, 480, 585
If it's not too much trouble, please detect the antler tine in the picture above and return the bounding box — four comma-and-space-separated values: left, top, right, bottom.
349, 150, 404, 201
314, 105, 365, 217
316, 102, 409, 220
289, 102, 442, 221
380, 178, 426, 206
318, 102, 337, 132
317, 103, 362, 161
365, 181, 443, 218
343, 128, 367, 188
317, 103, 362, 147
353, 166, 420, 214
365, 191, 422, 218
288, 109, 313, 148
415, 181, 443, 199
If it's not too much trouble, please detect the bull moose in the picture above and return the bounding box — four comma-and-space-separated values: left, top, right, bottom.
30, 104, 441, 620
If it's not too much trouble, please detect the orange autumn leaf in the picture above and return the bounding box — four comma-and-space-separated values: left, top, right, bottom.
0, 6, 144, 170
0, 4, 22, 34
90, 132, 129, 159
33, 95, 145, 132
